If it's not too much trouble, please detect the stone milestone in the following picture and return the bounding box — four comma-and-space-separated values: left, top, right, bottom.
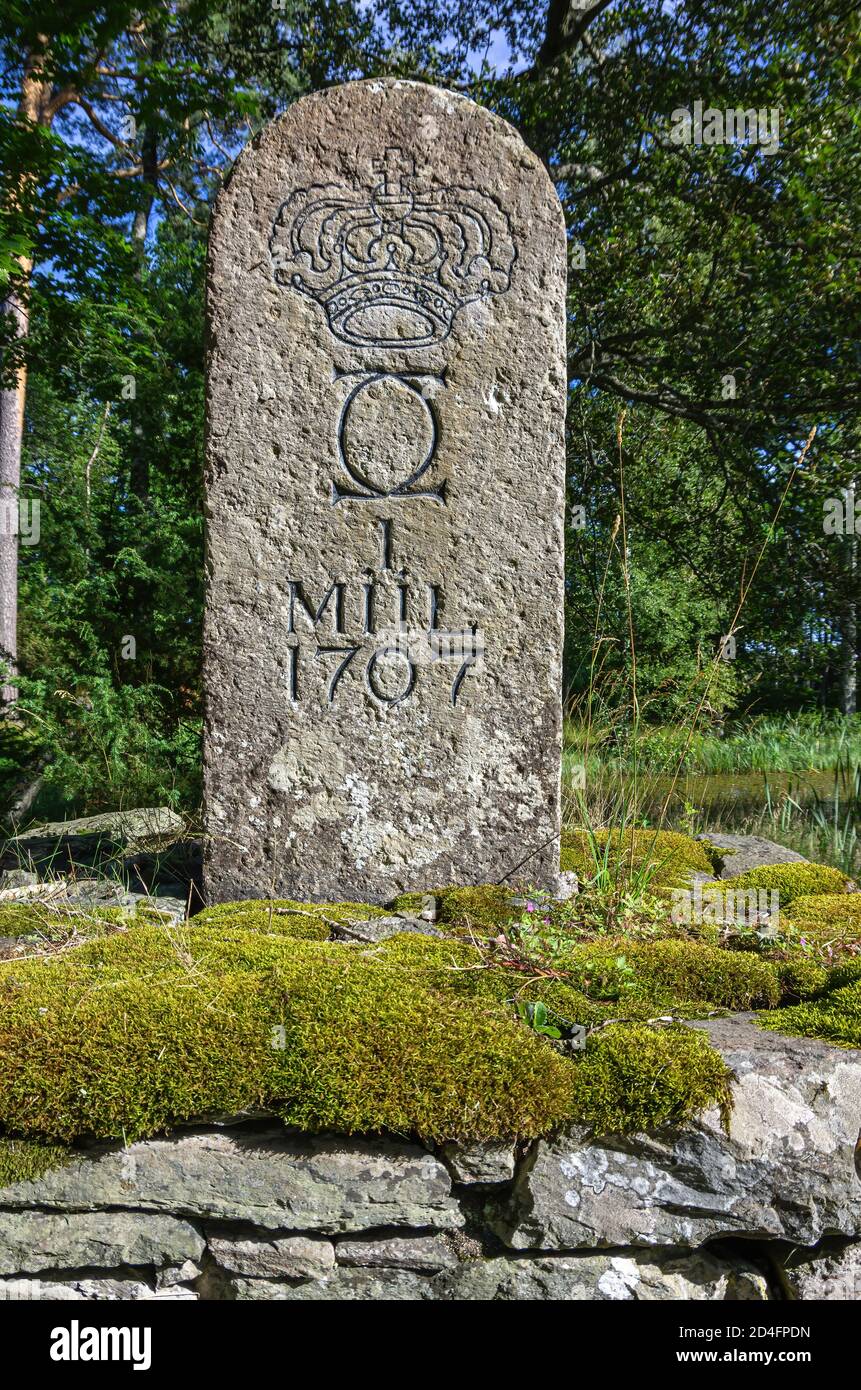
204, 79, 567, 903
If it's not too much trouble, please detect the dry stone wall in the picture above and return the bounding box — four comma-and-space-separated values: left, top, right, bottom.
2, 1018, 859, 1301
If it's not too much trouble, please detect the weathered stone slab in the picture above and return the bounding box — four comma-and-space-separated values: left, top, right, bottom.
0, 1128, 463, 1234
440, 1139, 517, 1185
0, 1211, 203, 1276
229, 1249, 768, 1301
2, 807, 182, 870
208, 1234, 335, 1280
698, 833, 808, 879
203, 78, 566, 903
433, 1250, 769, 1301
495, 1016, 861, 1250
230, 1268, 431, 1300
335, 1232, 457, 1272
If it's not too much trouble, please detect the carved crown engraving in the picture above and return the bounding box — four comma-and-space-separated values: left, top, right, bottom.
269, 147, 516, 348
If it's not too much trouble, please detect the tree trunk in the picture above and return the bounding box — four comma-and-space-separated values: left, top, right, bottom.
840, 530, 858, 716
0, 277, 29, 702
0, 41, 53, 707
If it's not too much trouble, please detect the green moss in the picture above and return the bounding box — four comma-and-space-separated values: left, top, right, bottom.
66, 922, 294, 978
436, 884, 519, 935
790, 892, 861, 924
390, 884, 518, 937
375, 933, 609, 1029
720, 861, 849, 907
0, 900, 746, 1146
0, 1137, 72, 1187
0, 1134, 74, 1189
782, 894, 861, 952
560, 829, 714, 887
554, 936, 779, 1010
827, 959, 861, 991
774, 958, 830, 1001
633, 938, 780, 1008
267, 948, 574, 1140
0, 926, 574, 1144
388, 891, 439, 917
759, 980, 861, 1048
568, 1024, 733, 1136
193, 899, 387, 940
0, 903, 126, 941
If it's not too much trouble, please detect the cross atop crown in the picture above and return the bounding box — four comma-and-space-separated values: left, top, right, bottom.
372, 148, 415, 196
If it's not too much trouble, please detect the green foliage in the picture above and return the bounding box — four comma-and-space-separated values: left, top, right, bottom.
567, 1025, 733, 1137
720, 861, 850, 906
12, 677, 201, 817
567, 713, 861, 777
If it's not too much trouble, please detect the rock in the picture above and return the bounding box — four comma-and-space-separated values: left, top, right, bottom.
0, 1128, 463, 1234
554, 870, 579, 901
434, 1250, 769, 1301
496, 1015, 861, 1250
0, 1278, 157, 1301
123, 893, 187, 923
330, 914, 442, 943
0, 1211, 204, 1276
203, 79, 567, 904
781, 1239, 861, 1300
698, 833, 808, 879
209, 1235, 335, 1280
3, 808, 183, 870
335, 1233, 456, 1272
45, 878, 127, 908
441, 1140, 517, 1185
231, 1249, 767, 1301
0, 869, 38, 892
231, 1269, 433, 1301
155, 1259, 201, 1289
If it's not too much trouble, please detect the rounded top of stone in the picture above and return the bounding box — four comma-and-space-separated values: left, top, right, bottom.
218, 78, 562, 226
